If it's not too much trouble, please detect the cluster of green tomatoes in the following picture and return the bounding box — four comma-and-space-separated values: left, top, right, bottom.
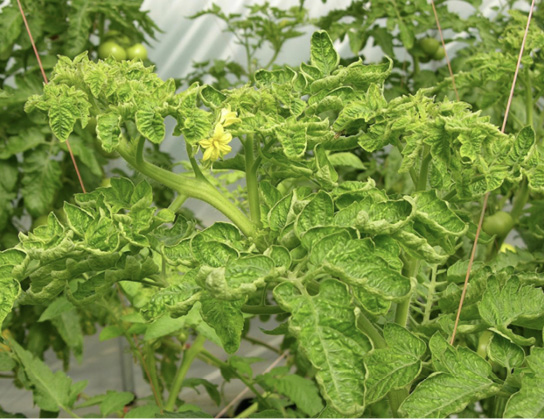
97, 30, 148, 61
418, 37, 446, 62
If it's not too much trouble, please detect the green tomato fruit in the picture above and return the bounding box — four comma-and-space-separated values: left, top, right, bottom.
432, 46, 446, 60
419, 37, 440, 56
126, 43, 148, 60
98, 41, 127, 61
482, 211, 514, 237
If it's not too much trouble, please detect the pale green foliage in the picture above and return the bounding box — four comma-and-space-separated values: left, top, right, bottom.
7, 20, 544, 418
364, 323, 426, 403
400, 334, 500, 418
274, 279, 371, 416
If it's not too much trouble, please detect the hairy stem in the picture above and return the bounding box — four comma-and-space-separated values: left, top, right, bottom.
145, 343, 162, 406
198, 350, 269, 407
244, 135, 262, 228
117, 138, 256, 238
243, 336, 282, 354
165, 334, 206, 411
357, 312, 386, 349
422, 266, 438, 324
395, 259, 419, 327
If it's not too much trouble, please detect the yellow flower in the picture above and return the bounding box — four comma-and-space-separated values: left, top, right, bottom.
219, 105, 241, 127
199, 123, 232, 161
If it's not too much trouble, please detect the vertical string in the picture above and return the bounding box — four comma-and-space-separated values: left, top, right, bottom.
429, 0, 460, 101
16, 0, 87, 193
449, 0, 536, 345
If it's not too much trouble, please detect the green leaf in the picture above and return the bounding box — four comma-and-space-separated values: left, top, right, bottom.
295, 191, 334, 237
136, 109, 165, 144
8, 339, 87, 413
100, 391, 135, 417
508, 126, 535, 164
96, 113, 122, 152
0, 263, 21, 329
399, 333, 500, 418
182, 378, 221, 406
478, 276, 544, 345
364, 323, 426, 404
274, 279, 371, 416
487, 334, 524, 370
257, 371, 324, 416
38, 297, 74, 322
0, 6, 22, 51
310, 31, 339, 76
144, 315, 187, 341
504, 348, 544, 418
414, 190, 467, 237
321, 238, 412, 300
124, 404, 161, 418
200, 294, 244, 354
21, 149, 62, 217
64, 0, 93, 57
63, 203, 94, 237
327, 152, 365, 169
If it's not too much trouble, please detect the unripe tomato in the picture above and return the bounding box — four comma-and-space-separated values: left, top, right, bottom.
98, 41, 127, 61
432, 47, 446, 60
126, 43, 148, 60
482, 211, 514, 237
419, 37, 440, 56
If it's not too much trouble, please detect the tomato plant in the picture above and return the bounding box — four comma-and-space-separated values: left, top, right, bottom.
1, 1, 544, 418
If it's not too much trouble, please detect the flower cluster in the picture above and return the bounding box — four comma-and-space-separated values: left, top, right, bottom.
199, 106, 241, 161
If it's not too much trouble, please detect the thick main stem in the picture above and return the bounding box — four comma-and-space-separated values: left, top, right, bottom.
165, 335, 206, 411
117, 138, 256, 238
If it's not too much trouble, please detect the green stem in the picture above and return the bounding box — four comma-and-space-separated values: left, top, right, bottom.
187, 143, 207, 181
388, 389, 408, 418
243, 336, 282, 354
117, 138, 256, 238
525, 69, 533, 127
165, 335, 206, 411
235, 401, 259, 418
264, 48, 280, 70
357, 312, 387, 349
145, 343, 163, 406
244, 135, 262, 228
168, 194, 187, 213
135, 135, 145, 166
395, 260, 418, 327
241, 304, 284, 315
422, 266, 437, 324
510, 178, 529, 222
198, 350, 269, 407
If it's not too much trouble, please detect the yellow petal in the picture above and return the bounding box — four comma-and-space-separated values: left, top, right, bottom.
213, 123, 225, 137
199, 138, 213, 148
202, 147, 214, 161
